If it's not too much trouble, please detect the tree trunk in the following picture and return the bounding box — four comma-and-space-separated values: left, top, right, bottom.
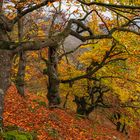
0, 27, 13, 126
47, 47, 61, 106
0, 50, 13, 126
16, 13, 26, 97
16, 52, 26, 97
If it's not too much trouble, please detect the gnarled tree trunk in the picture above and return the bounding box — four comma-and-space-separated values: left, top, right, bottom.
0, 49, 12, 127
0, 51, 12, 92
15, 11, 26, 97
16, 52, 26, 97
47, 47, 61, 106
0, 23, 13, 126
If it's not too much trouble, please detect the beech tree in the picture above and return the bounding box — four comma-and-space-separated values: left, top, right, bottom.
0, 0, 139, 126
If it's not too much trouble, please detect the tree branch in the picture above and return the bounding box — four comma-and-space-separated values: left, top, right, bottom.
59, 44, 82, 61
61, 41, 126, 84
77, 0, 140, 10
12, 0, 56, 24
68, 17, 140, 42
0, 39, 54, 52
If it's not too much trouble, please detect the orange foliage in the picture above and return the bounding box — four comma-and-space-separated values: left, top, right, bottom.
3, 86, 140, 140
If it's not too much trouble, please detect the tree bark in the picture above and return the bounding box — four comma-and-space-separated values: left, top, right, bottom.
0, 28, 13, 126
15, 10, 26, 97
0, 51, 12, 91
47, 46, 61, 106
16, 52, 26, 96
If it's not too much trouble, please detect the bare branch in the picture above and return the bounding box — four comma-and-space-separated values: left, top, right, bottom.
79, 10, 93, 21
108, 8, 140, 29
0, 39, 53, 52
94, 10, 110, 33
59, 44, 82, 61
13, 0, 56, 24
67, 18, 140, 42
77, 0, 140, 10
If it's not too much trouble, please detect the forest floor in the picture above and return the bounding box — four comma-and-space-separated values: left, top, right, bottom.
3, 85, 140, 140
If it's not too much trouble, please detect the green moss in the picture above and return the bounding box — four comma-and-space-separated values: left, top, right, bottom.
1, 130, 33, 140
